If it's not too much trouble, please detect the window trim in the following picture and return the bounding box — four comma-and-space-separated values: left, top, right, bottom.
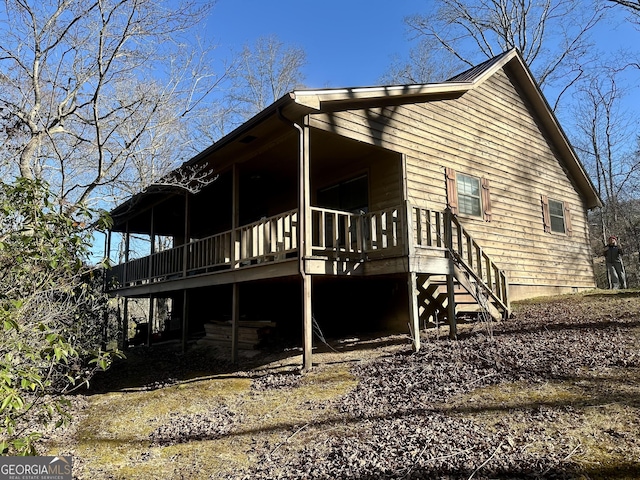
445, 167, 492, 221
541, 195, 572, 236
548, 199, 565, 233
457, 173, 483, 218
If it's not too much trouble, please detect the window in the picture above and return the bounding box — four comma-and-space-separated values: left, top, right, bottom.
457, 174, 482, 217
316, 174, 369, 249
548, 199, 565, 233
317, 174, 368, 213
445, 167, 492, 221
541, 195, 572, 235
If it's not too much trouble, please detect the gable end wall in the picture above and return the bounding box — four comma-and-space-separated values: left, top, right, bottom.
308, 69, 595, 300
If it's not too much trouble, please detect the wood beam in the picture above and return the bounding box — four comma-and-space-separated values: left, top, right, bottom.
446, 273, 457, 340
181, 290, 189, 353
232, 163, 239, 267
182, 194, 190, 277
444, 208, 457, 340
147, 294, 154, 347
124, 221, 130, 285
231, 283, 239, 363
296, 116, 313, 372
408, 272, 420, 351
302, 273, 313, 371
122, 297, 129, 350
148, 206, 155, 283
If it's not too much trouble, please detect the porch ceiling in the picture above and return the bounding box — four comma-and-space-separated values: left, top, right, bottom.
110, 110, 399, 235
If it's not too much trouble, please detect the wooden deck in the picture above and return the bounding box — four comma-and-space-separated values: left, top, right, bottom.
106, 203, 509, 314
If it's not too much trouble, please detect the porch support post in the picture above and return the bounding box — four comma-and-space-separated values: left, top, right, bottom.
180, 194, 190, 353
148, 206, 155, 283
105, 229, 112, 266
295, 117, 312, 371
444, 208, 457, 340
232, 163, 239, 268
124, 221, 130, 285
181, 290, 189, 353
302, 273, 312, 371
281, 108, 314, 371
101, 230, 111, 349
121, 223, 131, 349
404, 198, 420, 352
446, 274, 456, 339
407, 272, 421, 351
146, 294, 154, 347
182, 193, 190, 278
231, 283, 239, 363
122, 298, 129, 349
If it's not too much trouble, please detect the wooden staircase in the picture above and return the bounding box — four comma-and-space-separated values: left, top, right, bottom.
415, 209, 511, 334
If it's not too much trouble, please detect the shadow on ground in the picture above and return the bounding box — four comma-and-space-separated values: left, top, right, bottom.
86, 331, 411, 394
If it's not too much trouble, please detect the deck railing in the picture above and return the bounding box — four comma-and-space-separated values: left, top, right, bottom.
107, 206, 411, 288
448, 213, 509, 310
410, 205, 509, 311
310, 206, 405, 257
235, 209, 298, 264
108, 209, 299, 287
107, 203, 507, 313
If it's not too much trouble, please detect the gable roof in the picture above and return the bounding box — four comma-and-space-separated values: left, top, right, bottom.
112, 49, 601, 224
297, 49, 600, 209
446, 49, 514, 82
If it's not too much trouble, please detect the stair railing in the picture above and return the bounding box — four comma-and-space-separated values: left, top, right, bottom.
443, 208, 510, 316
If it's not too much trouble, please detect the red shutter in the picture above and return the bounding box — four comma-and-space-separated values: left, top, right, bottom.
445, 167, 458, 215
481, 177, 492, 222
541, 195, 551, 233
564, 203, 572, 237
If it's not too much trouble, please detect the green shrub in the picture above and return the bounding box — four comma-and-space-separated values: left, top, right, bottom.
0, 178, 121, 455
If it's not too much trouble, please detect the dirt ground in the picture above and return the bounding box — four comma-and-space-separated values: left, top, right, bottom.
44, 290, 640, 479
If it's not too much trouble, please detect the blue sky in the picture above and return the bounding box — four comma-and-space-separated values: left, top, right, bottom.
204, 1, 640, 130
207, 0, 427, 88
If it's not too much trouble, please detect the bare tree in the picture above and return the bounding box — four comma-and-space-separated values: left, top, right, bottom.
224, 35, 306, 128
608, 0, 640, 11
0, 0, 224, 211
572, 73, 638, 217
381, 37, 460, 84
404, 0, 609, 109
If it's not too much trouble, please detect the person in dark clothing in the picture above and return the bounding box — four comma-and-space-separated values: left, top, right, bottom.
604, 235, 627, 289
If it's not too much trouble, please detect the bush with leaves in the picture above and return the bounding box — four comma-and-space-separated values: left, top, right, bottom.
0, 178, 121, 455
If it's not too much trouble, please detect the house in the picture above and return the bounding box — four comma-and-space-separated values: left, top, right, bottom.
105, 49, 601, 370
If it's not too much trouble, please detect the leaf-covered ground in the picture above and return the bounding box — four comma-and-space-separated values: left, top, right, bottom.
45, 291, 640, 479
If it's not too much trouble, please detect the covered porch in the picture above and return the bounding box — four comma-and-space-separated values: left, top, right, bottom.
106, 201, 509, 369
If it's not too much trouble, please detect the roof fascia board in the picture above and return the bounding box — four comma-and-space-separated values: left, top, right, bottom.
503, 53, 602, 209
464, 49, 520, 89
183, 93, 301, 167
292, 82, 471, 106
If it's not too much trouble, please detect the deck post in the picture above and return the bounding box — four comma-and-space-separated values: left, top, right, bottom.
124, 222, 130, 286
446, 274, 457, 339
122, 297, 129, 349
148, 206, 155, 283
231, 283, 239, 363
182, 194, 190, 278
181, 290, 189, 353
302, 118, 313, 372
232, 164, 239, 268
302, 273, 313, 371
404, 201, 421, 351
407, 272, 420, 351
292, 116, 313, 372
146, 294, 154, 347
444, 208, 457, 340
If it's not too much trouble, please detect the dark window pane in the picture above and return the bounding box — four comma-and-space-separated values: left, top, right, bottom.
457, 174, 481, 216
549, 199, 565, 233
